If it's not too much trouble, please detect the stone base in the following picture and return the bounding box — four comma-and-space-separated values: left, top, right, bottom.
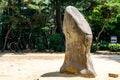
60, 67, 96, 78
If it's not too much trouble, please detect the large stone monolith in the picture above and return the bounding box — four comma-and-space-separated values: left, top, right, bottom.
60, 6, 96, 78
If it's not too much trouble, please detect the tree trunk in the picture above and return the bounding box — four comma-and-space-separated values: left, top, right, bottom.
60, 6, 96, 78
55, 0, 62, 34
96, 17, 109, 44
55, 0, 65, 47
1, 24, 12, 52
27, 21, 32, 50
96, 24, 105, 44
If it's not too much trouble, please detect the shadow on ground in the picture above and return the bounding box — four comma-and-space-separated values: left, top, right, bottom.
0, 52, 6, 57
41, 71, 77, 77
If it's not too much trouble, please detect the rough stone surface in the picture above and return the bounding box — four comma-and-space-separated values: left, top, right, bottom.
108, 73, 119, 78
60, 6, 96, 78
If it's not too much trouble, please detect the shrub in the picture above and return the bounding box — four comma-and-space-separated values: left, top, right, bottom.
98, 41, 109, 50
36, 43, 46, 51
48, 33, 65, 52
91, 43, 98, 52
108, 43, 120, 52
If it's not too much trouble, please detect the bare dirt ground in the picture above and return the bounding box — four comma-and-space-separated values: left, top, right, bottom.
0, 52, 120, 80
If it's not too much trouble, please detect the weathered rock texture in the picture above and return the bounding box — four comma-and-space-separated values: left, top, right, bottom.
60, 6, 96, 78
108, 73, 119, 78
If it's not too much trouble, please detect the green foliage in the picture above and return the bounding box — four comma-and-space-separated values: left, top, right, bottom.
108, 43, 120, 51
48, 34, 64, 52
91, 43, 98, 52
87, 1, 120, 43
98, 41, 109, 50
117, 14, 120, 22
0, 0, 54, 52
0, 0, 120, 52
36, 43, 46, 51
91, 3, 118, 22
0, 0, 8, 13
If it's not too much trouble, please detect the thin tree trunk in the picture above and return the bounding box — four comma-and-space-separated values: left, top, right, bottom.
96, 24, 105, 44
17, 26, 22, 51
96, 18, 109, 44
28, 28, 32, 49
27, 21, 32, 50
43, 32, 48, 49
1, 25, 12, 52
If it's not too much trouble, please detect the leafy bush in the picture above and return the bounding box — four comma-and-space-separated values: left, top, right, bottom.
48, 34, 64, 52
98, 41, 109, 50
108, 43, 120, 51
91, 43, 99, 52
36, 43, 46, 51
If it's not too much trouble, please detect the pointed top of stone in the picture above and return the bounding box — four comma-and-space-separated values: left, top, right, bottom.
65, 6, 92, 35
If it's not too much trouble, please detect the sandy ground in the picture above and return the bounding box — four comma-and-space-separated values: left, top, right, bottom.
0, 53, 120, 80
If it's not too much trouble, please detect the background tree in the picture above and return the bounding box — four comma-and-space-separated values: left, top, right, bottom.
0, 0, 120, 52
88, 1, 120, 43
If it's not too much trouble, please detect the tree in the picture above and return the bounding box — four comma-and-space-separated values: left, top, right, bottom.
0, 0, 43, 52
88, 1, 120, 43
0, 0, 120, 52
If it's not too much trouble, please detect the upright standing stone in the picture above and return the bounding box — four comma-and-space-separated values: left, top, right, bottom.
60, 6, 96, 78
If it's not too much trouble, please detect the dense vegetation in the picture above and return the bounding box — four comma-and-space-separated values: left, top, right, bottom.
0, 0, 120, 52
